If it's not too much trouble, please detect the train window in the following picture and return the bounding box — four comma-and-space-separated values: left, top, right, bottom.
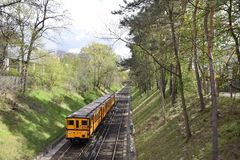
68, 120, 74, 125
76, 120, 79, 128
82, 120, 88, 125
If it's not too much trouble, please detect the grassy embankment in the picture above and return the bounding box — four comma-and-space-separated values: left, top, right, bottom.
132, 87, 240, 160
0, 84, 120, 160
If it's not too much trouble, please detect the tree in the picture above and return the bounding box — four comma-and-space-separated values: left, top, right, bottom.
0, 0, 21, 72
114, 0, 239, 158
204, 0, 219, 159
191, 0, 205, 111
114, 0, 192, 140
15, 0, 66, 93
167, 0, 192, 139
225, 0, 240, 64
80, 43, 118, 89
30, 53, 65, 89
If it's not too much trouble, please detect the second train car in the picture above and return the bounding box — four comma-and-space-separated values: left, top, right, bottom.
65, 94, 115, 141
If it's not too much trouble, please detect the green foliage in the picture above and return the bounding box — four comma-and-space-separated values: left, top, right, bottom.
28, 42, 125, 94
0, 84, 117, 159
0, 89, 86, 159
117, 0, 240, 159
118, 0, 240, 92
82, 89, 103, 104
109, 83, 122, 92
0, 40, 124, 158
181, 65, 197, 93
29, 55, 65, 89
132, 88, 240, 160
80, 42, 119, 90
8, 68, 20, 76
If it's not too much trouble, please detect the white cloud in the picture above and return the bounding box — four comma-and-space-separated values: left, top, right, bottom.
49, 0, 131, 58
61, 0, 121, 32
114, 43, 131, 59
68, 48, 81, 54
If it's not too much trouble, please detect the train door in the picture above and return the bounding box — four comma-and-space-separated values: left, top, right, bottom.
90, 118, 94, 134
100, 106, 103, 119
76, 120, 79, 129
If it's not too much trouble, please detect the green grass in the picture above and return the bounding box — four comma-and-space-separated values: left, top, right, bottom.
109, 83, 122, 92
0, 87, 105, 160
82, 89, 104, 104
132, 88, 240, 160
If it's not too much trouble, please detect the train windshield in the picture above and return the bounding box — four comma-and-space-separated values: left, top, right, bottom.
68, 120, 74, 125
82, 120, 88, 125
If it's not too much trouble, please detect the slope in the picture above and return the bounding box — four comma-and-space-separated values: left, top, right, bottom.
132, 88, 240, 160
0, 86, 117, 160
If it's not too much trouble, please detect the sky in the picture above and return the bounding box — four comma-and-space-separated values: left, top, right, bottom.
45, 0, 131, 58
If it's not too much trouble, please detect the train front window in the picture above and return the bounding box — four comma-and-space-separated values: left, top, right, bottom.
82, 120, 88, 125
68, 120, 74, 125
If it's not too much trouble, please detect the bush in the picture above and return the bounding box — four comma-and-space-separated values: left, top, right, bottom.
83, 90, 101, 104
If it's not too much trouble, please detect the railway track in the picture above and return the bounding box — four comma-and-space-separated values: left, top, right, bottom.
88, 87, 130, 160
51, 86, 130, 160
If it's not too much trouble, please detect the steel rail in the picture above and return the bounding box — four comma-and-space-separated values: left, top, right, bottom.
91, 110, 117, 160
111, 111, 124, 160
53, 86, 130, 160
92, 96, 127, 160
56, 142, 72, 160
86, 107, 117, 159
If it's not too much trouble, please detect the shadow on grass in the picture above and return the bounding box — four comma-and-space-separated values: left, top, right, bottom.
135, 93, 240, 160
135, 114, 187, 160
0, 93, 85, 158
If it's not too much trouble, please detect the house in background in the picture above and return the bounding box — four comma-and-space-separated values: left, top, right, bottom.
1, 47, 45, 76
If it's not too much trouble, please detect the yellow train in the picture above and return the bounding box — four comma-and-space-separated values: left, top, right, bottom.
66, 94, 115, 141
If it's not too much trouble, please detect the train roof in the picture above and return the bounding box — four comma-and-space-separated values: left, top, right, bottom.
67, 102, 101, 118
94, 94, 112, 103
67, 93, 114, 118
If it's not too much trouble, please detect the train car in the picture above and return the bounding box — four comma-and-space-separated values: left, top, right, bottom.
94, 94, 115, 119
65, 94, 115, 141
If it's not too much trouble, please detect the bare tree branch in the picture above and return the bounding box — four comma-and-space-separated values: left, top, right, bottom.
103, 26, 179, 76
0, 0, 21, 8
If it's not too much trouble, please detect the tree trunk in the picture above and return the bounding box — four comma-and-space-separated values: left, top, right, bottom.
22, 63, 28, 94
161, 67, 167, 99
228, 0, 240, 64
93, 63, 96, 89
170, 64, 173, 94
22, 35, 35, 94
202, 76, 207, 94
168, 4, 192, 140
204, 1, 218, 159
199, 65, 208, 95
192, 0, 205, 111
159, 81, 166, 122
156, 77, 160, 90
96, 65, 101, 88
0, 44, 8, 72
188, 56, 193, 71
230, 84, 233, 98
171, 65, 177, 105
19, 15, 26, 93
20, 43, 25, 91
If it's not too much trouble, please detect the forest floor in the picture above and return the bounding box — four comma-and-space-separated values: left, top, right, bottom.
132, 88, 240, 160
0, 85, 120, 160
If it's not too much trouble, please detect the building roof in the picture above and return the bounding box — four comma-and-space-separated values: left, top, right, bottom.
6, 46, 42, 63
